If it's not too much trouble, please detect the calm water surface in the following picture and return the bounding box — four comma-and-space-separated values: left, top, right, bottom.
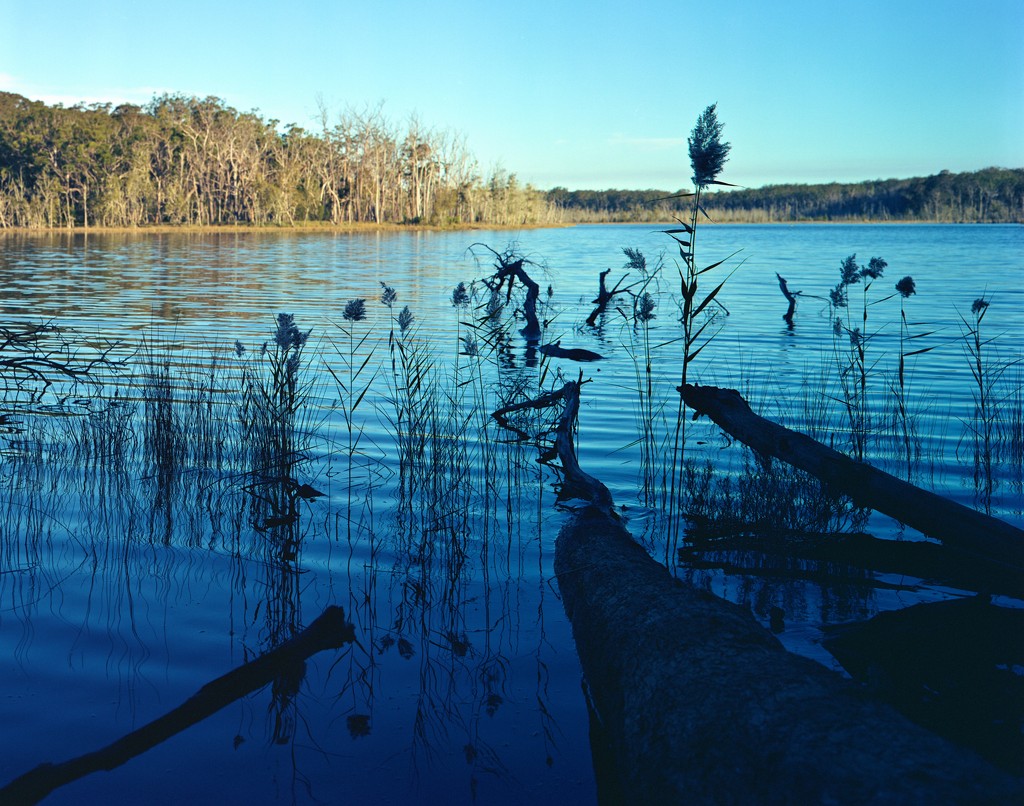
0, 224, 1021, 803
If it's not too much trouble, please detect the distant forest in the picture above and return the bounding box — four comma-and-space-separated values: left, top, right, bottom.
0, 92, 1020, 228
548, 168, 1024, 224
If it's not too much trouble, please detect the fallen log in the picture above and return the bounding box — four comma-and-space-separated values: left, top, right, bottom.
525, 381, 1024, 801
555, 507, 1023, 803
680, 383, 1024, 572
1, 605, 355, 805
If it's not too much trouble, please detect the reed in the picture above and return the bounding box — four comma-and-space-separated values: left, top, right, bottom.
953, 297, 1024, 505
826, 255, 889, 461
663, 104, 736, 551
614, 247, 668, 506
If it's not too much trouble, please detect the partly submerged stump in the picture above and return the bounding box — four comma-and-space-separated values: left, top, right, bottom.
776, 272, 799, 325
486, 252, 542, 340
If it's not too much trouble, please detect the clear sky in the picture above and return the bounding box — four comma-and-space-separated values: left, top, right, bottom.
2, 0, 1021, 190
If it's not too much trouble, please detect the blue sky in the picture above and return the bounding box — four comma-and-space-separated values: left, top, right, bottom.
2, 0, 1021, 190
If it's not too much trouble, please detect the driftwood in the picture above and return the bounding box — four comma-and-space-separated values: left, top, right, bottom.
680, 383, 1024, 572
1, 605, 355, 805
525, 382, 1024, 802
487, 255, 542, 339
776, 272, 799, 325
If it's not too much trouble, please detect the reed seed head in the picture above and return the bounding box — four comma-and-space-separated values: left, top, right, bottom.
380, 283, 398, 308
839, 255, 860, 286
275, 313, 309, 349
688, 104, 731, 189
398, 305, 414, 333
637, 292, 657, 322
343, 298, 367, 322
452, 282, 470, 307
896, 276, 916, 298
862, 257, 887, 280
971, 297, 990, 316
829, 286, 848, 308
622, 247, 647, 272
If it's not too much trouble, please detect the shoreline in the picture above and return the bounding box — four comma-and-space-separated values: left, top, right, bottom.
0, 220, 1017, 237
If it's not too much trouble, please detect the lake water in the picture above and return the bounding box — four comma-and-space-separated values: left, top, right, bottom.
0, 224, 1021, 803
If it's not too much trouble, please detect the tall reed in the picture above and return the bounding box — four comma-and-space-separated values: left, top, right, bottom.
664, 103, 734, 549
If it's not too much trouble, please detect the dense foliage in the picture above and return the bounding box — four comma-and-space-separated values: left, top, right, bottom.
1, 91, 1020, 228
0, 92, 553, 228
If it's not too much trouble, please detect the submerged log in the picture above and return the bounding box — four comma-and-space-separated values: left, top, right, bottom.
680, 383, 1024, 572
555, 506, 1024, 803
1, 605, 355, 805
678, 530, 1024, 598
539, 340, 604, 362
823, 597, 1024, 775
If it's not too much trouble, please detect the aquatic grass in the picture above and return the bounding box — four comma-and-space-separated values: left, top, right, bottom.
324, 301, 380, 543
954, 298, 1024, 506
237, 314, 311, 474
680, 448, 864, 541
885, 275, 938, 480
612, 247, 669, 506
999, 363, 1024, 472
827, 255, 889, 461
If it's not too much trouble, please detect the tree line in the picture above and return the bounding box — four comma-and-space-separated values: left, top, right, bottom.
0, 92, 554, 228
546, 168, 1024, 223
1, 91, 1019, 228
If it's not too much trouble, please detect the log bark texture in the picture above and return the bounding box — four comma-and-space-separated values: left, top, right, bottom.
680, 383, 1024, 572
555, 506, 1024, 803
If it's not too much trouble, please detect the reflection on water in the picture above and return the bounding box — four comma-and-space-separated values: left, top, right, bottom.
0, 225, 1022, 800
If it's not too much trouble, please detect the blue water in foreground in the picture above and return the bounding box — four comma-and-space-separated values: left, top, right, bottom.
0, 224, 1021, 803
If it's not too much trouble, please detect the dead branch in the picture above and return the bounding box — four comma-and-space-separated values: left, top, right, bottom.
0, 321, 124, 404
776, 273, 799, 324
585, 268, 642, 327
